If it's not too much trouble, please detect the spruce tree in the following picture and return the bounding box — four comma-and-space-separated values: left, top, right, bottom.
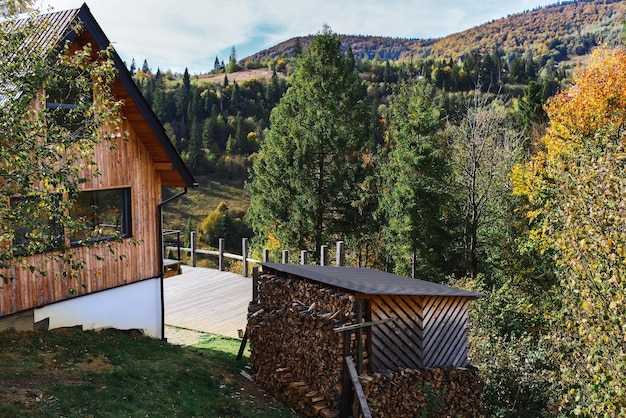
377, 79, 450, 279
246, 26, 372, 260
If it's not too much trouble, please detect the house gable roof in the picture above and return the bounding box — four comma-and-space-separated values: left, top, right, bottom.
33, 3, 196, 188
260, 263, 484, 298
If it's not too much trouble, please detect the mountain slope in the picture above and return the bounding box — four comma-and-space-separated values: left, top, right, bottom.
244, 0, 625, 63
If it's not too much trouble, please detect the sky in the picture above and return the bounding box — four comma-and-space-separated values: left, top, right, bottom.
39, 0, 558, 75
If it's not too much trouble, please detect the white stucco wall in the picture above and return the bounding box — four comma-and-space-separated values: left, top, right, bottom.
34, 278, 163, 338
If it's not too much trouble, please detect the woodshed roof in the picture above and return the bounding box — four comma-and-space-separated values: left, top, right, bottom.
259, 263, 483, 298
17, 3, 196, 188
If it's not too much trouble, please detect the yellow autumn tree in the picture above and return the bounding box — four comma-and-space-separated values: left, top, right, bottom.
511, 47, 626, 415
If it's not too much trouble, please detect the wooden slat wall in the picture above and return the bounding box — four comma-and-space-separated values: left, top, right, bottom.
422, 296, 469, 368
370, 295, 424, 371
369, 295, 471, 371
0, 114, 163, 317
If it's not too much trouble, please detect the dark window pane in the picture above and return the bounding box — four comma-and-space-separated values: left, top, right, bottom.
70, 188, 131, 246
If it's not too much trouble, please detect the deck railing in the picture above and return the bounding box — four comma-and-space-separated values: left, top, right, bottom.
164, 231, 346, 277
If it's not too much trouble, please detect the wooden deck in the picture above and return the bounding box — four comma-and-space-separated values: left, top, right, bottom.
163, 265, 252, 339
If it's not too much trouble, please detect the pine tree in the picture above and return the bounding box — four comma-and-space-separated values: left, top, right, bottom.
293, 37, 303, 57
141, 59, 150, 74
214, 55, 220, 72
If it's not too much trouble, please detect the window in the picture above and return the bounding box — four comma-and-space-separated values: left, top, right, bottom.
45, 77, 92, 133
70, 188, 132, 246
11, 195, 64, 255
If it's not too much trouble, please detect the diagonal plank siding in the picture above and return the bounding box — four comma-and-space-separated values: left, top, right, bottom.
370, 295, 423, 371
370, 294, 470, 371
422, 295, 469, 368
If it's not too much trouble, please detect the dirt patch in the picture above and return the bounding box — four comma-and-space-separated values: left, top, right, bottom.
164, 325, 207, 345
73, 353, 112, 373
0, 368, 83, 409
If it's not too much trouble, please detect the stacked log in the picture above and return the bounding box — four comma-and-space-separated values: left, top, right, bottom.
359, 367, 483, 418
249, 272, 482, 417
249, 273, 359, 416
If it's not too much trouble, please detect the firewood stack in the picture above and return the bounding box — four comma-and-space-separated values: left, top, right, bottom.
248, 271, 482, 417
249, 272, 358, 416
359, 367, 483, 417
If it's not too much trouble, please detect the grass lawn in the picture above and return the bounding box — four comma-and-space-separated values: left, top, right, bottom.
0, 328, 300, 417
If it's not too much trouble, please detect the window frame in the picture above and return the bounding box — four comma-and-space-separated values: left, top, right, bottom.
69, 187, 132, 247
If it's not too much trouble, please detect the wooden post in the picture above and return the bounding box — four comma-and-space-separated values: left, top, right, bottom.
320, 245, 328, 266
282, 250, 289, 264
300, 250, 307, 265
219, 238, 225, 271
263, 248, 269, 263
356, 300, 364, 374
242, 238, 249, 278
252, 266, 259, 302
336, 240, 345, 266
340, 330, 354, 418
345, 356, 372, 418
190, 231, 197, 267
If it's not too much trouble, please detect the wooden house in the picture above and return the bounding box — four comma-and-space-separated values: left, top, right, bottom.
0, 4, 196, 338
249, 263, 483, 417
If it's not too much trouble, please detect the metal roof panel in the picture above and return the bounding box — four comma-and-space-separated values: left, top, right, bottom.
259, 263, 483, 298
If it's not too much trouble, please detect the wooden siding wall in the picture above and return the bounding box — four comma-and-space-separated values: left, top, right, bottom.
370, 295, 423, 371
370, 295, 470, 371
422, 295, 469, 368
0, 116, 163, 317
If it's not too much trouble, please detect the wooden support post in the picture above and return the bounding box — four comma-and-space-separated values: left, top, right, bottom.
356, 300, 364, 375
219, 238, 225, 271
190, 231, 197, 267
237, 328, 248, 360
336, 240, 345, 266
242, 238, 249, 277
252, 267, 259, 302
340, 330, 354, 418
237, 267, 259, 361
320, 245, 328, 266
300, 250, 307, 265
176, 230, 181, 260
345, 356, 372, 418
263, 248, 269, 263
282, 250, 289, 264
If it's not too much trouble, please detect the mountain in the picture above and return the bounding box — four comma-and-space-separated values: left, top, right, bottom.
243, 0, 625, 63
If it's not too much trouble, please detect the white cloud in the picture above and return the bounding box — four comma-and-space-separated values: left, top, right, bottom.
41, 0, 556, 74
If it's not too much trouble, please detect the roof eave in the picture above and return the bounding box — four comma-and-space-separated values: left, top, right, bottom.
72, 4, 197, 188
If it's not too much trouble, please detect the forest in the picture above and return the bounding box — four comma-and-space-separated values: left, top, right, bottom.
131, 0, 626, 415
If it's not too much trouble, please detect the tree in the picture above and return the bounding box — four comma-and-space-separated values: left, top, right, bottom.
141, 58, 151, 74
377, 79, 450, 279
0, 2, 122, 283
293, 37, 303, 57
200, 202, 233, 248
213, 55, 221, 72
175, 67, 191, 120
516, 80, 548, 137
246, 26, 373, 260
511, 47, 626, 415
227, 46, 238, 73
448, 91, 526, 279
